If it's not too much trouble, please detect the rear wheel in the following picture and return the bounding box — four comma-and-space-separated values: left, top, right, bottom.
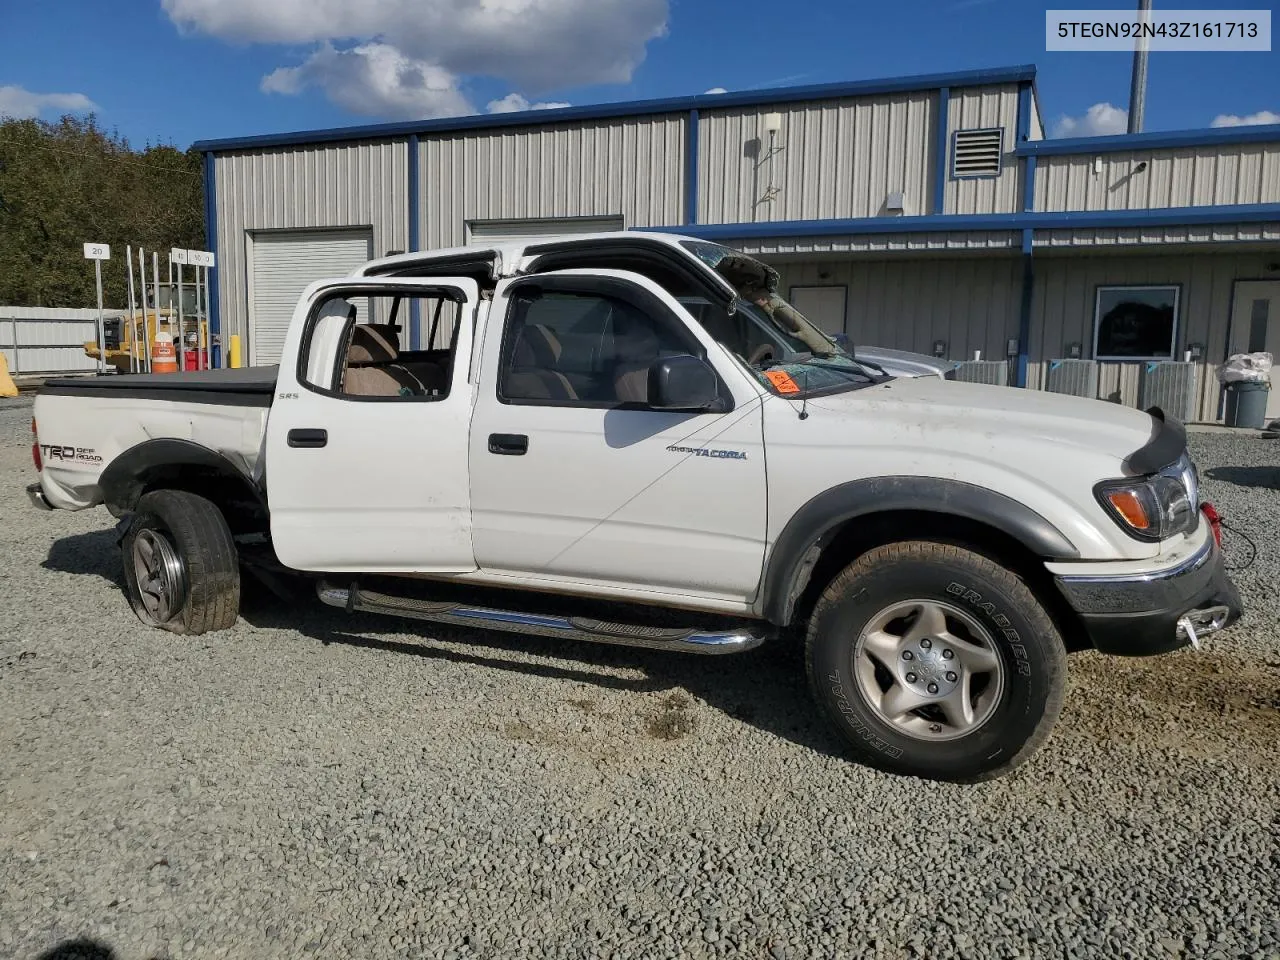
805, 540, 1066, 782
121, 489, 240, 635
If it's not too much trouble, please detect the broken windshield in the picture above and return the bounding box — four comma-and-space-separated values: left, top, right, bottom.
678, 239, 892, 397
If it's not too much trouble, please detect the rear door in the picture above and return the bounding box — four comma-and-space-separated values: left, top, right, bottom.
264, 276, 480, 573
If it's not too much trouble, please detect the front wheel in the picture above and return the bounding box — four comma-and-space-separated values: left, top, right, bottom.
805, 541, 1066, 782
121, 489, 241, 635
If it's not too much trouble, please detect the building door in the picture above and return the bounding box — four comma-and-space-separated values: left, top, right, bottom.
465, 216, 625, 246
1230, 281, 1280, 420
248, 229, 374, 365
789, 285, 848, 336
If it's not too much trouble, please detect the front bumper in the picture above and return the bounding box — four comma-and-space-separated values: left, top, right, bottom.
26, 481, 53, 511
1054, 534, 1243, 656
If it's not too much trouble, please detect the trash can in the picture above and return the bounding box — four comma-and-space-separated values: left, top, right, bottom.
1223, 380, 1270, 429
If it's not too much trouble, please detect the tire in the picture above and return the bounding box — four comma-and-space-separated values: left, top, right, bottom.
805, 540, 1066, 783
120, 489, 240, 635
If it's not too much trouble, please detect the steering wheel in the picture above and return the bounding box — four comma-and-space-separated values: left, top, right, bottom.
747, 343, 776, 366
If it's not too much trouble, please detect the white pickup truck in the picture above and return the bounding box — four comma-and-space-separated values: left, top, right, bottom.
27, 231, 1242, 782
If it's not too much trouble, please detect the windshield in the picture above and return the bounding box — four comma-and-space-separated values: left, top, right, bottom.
679, 240, 892, 397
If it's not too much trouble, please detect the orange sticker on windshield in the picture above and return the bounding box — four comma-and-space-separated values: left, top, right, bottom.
765, 370, 801, 394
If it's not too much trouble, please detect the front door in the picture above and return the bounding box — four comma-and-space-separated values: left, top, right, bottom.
264, 277, 480, 572
1230, 280, 1280, 420
467, 270, 769, 603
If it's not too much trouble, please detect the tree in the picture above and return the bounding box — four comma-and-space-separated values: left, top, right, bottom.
0, 114, 205, 308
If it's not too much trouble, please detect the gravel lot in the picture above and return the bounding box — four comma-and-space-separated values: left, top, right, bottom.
1, 394, 1277, 960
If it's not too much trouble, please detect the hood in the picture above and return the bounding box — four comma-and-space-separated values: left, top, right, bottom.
807, 375, 1159, 468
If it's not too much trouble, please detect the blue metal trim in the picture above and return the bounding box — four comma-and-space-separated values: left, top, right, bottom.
202, 151, 220, 363
1016, 229, 1033, 387
686, 109, 699, 225
933, 87, 949, 214
1019, 124, 1280, 156
407, 134, 421, 349
1016, 82, 1032, 142
192, 65, 1038, 153
1023, 155, 1037, 213
640, 203, 1280, 239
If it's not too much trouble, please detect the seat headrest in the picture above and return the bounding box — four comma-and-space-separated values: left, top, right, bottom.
512, 323, 562, 368
347, 324, 401, 365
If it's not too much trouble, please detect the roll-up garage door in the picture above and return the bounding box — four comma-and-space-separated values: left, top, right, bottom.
249, 229, 373, 365
465, 216, 624, 246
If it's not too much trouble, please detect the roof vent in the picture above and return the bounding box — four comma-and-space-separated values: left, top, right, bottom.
952, 128, 1004, 178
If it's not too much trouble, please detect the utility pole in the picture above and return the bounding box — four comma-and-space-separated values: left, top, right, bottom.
1127, 0, 1153, 133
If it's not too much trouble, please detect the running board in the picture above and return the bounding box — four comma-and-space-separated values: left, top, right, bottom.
317, 581, 768, 655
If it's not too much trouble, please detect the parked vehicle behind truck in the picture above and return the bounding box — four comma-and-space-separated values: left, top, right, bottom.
27, 231, 1243, 782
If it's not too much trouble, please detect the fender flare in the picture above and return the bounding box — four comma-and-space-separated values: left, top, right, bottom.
760, 476, 1080, 626
99, 438, 265, 516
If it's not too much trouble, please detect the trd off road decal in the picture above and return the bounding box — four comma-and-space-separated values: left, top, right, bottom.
665, 443, 748, 461
40, 444, 102, 467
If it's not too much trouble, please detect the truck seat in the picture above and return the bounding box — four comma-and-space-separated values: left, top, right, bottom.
505, 324, 578, 401
342, 324, 426, 397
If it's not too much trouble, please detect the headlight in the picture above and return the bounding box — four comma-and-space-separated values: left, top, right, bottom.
1095, 453, 1198, 542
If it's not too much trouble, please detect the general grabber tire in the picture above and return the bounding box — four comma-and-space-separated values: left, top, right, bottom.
805, 541, 1067, 783
120, 489, 240, 635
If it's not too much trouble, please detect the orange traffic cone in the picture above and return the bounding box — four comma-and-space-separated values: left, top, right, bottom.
152, 330, 178, 374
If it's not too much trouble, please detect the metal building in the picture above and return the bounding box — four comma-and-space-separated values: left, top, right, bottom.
193, 63, 1280, 422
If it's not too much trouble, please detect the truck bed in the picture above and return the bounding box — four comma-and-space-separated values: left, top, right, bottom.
40, 366, 279, 407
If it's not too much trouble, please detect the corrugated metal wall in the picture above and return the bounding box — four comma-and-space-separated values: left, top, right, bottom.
1034, 143, 1280, 212
770, 255, 1022, 361
1035, 223, 1280, 248
419, 116, 685, 249
1029, 92, 1045, 141
0, 307, 121, 374
213, 140, 409, 346
735, 230, 1018, 256
1028, 250, 1280, 420
697, 92, 936, 223
945, 83, 1023, 215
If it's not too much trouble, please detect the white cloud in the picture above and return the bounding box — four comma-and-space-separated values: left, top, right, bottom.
0, 85, 96, 120
703, 87, 727, 95
164, 0, 668, 119
1211, 110, 1280, 127
486, 93, 571, 114
1051, 102, 1128, 138
261, 43, 471, 119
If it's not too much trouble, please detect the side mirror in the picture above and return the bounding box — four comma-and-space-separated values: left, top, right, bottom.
648, 354, 721, 411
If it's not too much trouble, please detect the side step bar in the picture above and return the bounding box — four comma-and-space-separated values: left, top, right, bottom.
317, 581, 769, 656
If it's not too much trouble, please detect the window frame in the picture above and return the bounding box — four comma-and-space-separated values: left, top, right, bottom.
294, 281, 471, 404
950, 127, 1005, 180
1092, 283, 1182, 362
494, 274, 735, 413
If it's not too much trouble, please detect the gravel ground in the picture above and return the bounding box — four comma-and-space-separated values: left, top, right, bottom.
1, 395, 1277, 960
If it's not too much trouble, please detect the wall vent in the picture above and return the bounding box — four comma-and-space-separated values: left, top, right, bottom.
1044, 359, 1098, 398
952, 359, 1009, 386
1139, 361, 1198, 422
952, 128, 1004, 178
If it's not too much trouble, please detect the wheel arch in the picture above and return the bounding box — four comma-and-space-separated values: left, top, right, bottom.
761, 477, 1082, 629
100, 439, 268, 535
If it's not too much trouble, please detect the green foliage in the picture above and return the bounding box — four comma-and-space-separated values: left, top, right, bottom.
0, 114, 204, 308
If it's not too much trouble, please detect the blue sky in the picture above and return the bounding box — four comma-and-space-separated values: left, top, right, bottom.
0, 0, 1276, 148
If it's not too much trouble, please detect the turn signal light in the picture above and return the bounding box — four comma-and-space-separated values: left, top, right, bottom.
1105, 489, 1150, 530
1201, 502, 1223, 549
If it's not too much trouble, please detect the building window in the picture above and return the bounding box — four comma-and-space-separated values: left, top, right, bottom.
1093, 285, 1180, 361
951, 128, 1004, 178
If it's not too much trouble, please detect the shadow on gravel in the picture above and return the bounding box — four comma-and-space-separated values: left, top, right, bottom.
43, 528, 122, 586
34, 939, 117, 960
1205, 465, 1280, 490
239, 587, 849, 763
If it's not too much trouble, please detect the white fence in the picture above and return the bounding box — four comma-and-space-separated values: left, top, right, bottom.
0, 306, 123, 375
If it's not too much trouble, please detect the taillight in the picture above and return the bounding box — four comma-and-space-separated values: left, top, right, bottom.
31, 418, 41, 472
1201, 502, 1222, 549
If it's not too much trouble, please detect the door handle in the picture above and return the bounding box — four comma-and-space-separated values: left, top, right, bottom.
287, 428, 328, 448
488, 433, 528, 455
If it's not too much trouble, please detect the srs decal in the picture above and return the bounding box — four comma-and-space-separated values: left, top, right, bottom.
665, 443, 748, 461
39, 444, 102, 467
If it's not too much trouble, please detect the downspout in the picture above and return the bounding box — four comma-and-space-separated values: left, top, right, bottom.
202, 151, 220, 367
408, 134, 421, 349
1015, 81, 1035, 389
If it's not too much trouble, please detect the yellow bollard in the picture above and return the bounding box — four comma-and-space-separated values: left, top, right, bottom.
229, 335, 243, 368
0, 350, 17, 397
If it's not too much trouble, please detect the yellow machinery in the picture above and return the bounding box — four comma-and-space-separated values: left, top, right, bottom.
83, 307, 212, 373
